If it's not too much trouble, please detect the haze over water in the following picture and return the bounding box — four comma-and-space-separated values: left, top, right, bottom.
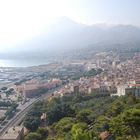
0, 59, 50, 67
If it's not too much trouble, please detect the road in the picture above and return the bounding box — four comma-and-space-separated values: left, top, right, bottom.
0, 86, 63, 136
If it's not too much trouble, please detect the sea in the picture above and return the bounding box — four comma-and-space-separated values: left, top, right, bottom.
0, 59, 50, 67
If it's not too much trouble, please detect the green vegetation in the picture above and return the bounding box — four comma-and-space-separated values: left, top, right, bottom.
24, 101, 43, 131
72, 68, 103, 80
24, 94, 140, 140
1, 87, 8, 91
25, 128, 48, 140
5, 103, 18, 119
0, 101, 12, 107
37, 88, 49, 95
83, 68, 103, 77
14, 79, 30, 85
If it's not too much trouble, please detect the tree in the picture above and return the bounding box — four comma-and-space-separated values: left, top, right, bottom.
50, 117, 75, 139
24, 132, 42, 140
38, 88, 48, 95
11, 103, 18, 110
91, 116, 111, 139
110, 115, 132, 140
107, 100, 124, 117
24, 117, 41, 131
55, 117, 75, 135
122, 109, 140, 139
5, 103, 18, 119
71, 123, 91, 140
24, 101, 44, 131
1, 87, 8, 91
37, 127, 48, 139
76, 109, 94, 124
47, 102, 75, 125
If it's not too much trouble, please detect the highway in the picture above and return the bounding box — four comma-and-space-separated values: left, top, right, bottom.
0, 86, 63, 136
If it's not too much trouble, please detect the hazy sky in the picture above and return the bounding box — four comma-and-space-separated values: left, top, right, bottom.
0, 0, 140, 52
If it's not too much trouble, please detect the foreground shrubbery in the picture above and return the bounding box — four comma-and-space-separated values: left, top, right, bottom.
24, 93, 140, 140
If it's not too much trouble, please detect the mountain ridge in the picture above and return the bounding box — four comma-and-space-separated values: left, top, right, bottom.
1, 17, 140, 59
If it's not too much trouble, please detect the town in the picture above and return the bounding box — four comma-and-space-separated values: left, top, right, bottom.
0, 50, 139, 140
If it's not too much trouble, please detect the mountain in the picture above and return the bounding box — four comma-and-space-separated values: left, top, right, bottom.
2, 17, 140, 59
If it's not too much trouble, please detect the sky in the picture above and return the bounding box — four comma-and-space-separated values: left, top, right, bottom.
0, 0, 140, 52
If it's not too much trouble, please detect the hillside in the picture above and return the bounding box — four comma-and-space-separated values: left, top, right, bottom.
24, 94, 140, 140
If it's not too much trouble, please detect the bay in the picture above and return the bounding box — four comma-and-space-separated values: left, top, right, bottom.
0, 59, 50, 67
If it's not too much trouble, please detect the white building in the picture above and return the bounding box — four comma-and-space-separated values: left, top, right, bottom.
116, 85, 126, 96
111, 85, 126, 96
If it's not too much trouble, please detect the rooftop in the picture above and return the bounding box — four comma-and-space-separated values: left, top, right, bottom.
0, 126, 24, 140
129, 84, 140, 87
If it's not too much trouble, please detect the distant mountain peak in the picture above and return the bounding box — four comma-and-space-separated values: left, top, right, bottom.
51, 16, 86, 29
10, 18, 140, 54
57, 16, 75, 23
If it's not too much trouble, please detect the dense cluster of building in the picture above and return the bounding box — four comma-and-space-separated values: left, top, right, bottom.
53, 52, 140, 97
